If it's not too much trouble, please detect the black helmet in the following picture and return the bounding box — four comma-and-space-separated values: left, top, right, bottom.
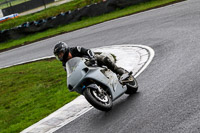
53, 41, 69, 61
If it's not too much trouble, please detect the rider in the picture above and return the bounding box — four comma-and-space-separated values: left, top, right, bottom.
53, 41, 127, 76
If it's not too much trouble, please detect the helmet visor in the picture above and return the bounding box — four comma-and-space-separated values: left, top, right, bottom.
55, 51, 64, 61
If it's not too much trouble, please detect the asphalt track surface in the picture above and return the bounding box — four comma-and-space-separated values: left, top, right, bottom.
1, 0, 200, 132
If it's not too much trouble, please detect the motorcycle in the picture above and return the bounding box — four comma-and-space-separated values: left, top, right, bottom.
66, 55, 138, 111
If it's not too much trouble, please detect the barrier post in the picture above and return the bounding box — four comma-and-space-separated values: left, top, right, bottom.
42, 0, 47, 9
0, 10, 3, 17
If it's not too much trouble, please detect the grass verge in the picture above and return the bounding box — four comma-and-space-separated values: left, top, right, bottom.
0, 58, 79, 133
0, 0, 184, 52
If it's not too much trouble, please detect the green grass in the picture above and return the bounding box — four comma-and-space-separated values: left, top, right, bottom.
0, 59, 79, 133
0, 0, 183, 51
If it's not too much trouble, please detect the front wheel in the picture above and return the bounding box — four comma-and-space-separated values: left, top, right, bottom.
125, 76, 138, 94
83, 86, 112, 111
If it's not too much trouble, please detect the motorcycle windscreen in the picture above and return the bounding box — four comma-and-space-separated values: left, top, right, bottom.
66, 57, 82, 77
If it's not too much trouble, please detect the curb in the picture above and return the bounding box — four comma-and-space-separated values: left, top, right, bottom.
21, 44, 154, 133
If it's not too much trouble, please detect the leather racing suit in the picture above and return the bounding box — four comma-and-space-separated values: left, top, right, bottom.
62, 46, 126, 76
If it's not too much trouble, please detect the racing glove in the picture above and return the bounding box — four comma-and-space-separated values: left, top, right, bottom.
87, 50, 97, 66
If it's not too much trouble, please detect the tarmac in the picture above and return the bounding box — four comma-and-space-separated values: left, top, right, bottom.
20, 44, 155, 133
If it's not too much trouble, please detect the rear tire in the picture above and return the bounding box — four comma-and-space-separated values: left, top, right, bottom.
83, 87, 112, 111
125, 77, 138, 94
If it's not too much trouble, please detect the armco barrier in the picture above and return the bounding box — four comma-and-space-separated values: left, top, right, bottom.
0, 0, 150, 43
0, 10, 3, 18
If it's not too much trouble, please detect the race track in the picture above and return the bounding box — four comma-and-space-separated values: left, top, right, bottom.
1, 0, 200, 132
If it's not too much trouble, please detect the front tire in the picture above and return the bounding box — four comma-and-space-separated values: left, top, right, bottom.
83, 87, 112, 111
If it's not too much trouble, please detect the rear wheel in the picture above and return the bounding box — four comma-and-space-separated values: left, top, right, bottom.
83, 86, 112, 111
125, 76, 138, 94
